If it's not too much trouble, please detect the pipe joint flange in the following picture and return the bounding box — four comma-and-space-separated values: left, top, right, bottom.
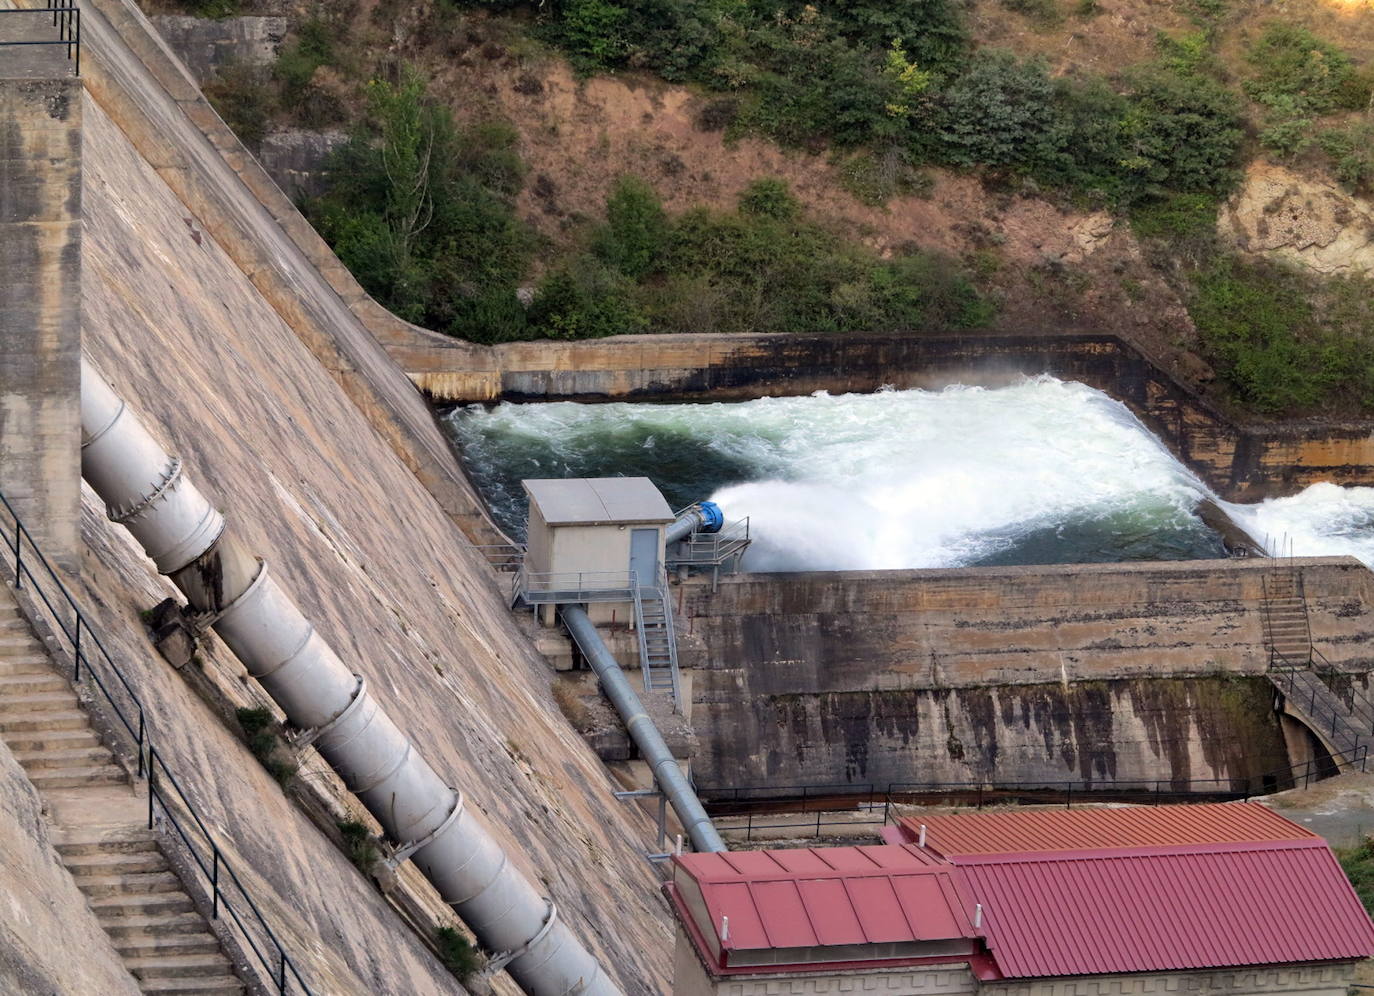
82, 397, 126, 450
213, 558, 269, 625
293, 674, 365, 750
108, 456, 183, 524
352, 740, 412, 796
484, 898, 559, 975
387, 790, 465, 869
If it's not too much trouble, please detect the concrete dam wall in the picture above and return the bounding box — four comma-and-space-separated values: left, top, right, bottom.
679, 558, 1374, 792
0, 0, 681, 984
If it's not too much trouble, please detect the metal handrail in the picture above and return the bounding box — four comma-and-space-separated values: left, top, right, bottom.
474, 543, 525, 573
0, 2, 80, 75
0, 491, 312, 994
666, 517, 751, 568
701, 747, 1368, 813
518, 569, 640, 604
1271, 663, 1374, 746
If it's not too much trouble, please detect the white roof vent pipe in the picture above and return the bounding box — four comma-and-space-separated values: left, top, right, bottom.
78, 359, 622, 996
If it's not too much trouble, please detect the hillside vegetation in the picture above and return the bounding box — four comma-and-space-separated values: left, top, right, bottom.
182, 0, 1374, 418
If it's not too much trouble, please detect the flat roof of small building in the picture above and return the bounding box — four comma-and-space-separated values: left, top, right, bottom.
668, 845, 985, 976
522, 477, 674, 527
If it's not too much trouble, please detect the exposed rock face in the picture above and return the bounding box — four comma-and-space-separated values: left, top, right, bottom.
1219, 162, 1374, 276
148, 15, 286, 82
258, 129, 347, 200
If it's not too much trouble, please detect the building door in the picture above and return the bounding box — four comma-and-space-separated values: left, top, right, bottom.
630, 529, 659, 590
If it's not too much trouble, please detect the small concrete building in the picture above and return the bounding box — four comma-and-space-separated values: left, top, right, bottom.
522, 477, 674, 623
666, 803, 1374, 995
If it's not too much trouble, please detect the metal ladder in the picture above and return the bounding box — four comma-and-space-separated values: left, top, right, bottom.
632, 576, 682, 709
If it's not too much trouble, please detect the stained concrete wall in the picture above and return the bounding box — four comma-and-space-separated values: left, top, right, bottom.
78, 94, 670, 990
0, 77, 80, 571
680, 558, 1373, 791
0, 740, 141, 996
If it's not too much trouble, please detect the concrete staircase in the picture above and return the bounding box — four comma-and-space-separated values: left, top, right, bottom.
0, 592, 246, 995
1262, 570, 1312, 666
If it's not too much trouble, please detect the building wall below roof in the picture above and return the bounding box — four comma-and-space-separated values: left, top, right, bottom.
673, 929, 980, 996
981, 961, 1357, 996
674, 928, 1360, 996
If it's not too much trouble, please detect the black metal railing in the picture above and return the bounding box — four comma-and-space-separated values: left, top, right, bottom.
0, 2, 81, 75
708, 785, 890, 842
702, 747, 1368, 835
0, 491, 311, 994
1271, 663, 1374, 748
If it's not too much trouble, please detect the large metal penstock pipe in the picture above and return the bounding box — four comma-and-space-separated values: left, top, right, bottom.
79, 359, 620, 996
664, 502, 724, 546
560, 605, 725, 853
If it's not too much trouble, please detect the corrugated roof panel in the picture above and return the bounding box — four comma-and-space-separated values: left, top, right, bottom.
910, 802, 1314, 857
813, 846, 888, 871
708, 882, 768, 950
843, 877, 911, 944
795, 879, 867, 946
749, 881, 817, 948
769, 849, 847, 874
891, 875, 963, 939
684, 852, 740, 879
720, 851, 790, 877
956, 841, 1374, 977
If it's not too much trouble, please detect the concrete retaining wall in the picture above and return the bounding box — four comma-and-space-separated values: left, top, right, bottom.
680, 558, 1374, 790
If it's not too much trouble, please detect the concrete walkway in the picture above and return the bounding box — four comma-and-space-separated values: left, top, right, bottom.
0, 3, 76, 78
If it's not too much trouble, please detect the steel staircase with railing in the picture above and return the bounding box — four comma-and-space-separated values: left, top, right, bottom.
632, 576, 682, 708
1270, 664, 1374, 760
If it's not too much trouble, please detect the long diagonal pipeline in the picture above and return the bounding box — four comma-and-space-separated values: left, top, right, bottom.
79, 359, 620, 996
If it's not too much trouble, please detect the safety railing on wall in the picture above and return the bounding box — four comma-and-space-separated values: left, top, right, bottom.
0, 2, 80, 75
702, 748, 1367, 839
0, 491, 312, 994
517, 569, 640, 605
475, 542, 525, 574
1271, 663, 1374, 745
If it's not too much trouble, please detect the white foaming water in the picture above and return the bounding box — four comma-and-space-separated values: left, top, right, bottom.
1224, 483, 1374, 566
447, 377, 1374, 571
704, 378, 1209, 570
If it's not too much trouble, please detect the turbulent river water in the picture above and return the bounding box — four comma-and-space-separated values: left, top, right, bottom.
443, 377, 1374, 572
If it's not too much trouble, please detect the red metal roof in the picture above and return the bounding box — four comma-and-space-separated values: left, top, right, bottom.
672, 845, 981, 960
958, 839, 1374, 978
903, 802, 1316, 858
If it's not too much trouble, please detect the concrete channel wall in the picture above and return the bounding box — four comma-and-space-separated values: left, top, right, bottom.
679, 557, 1374, 791
416, 332, 1374, 503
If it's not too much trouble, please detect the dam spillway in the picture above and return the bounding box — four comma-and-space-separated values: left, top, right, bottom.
444, 377, 1374, 571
